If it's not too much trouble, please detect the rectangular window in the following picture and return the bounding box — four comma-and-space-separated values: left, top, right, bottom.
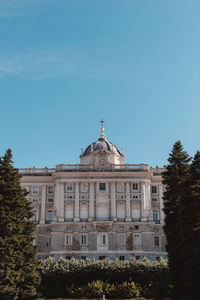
47, 211, 52, 222
81, 235, 87, 245
99, 256, 106, 260
153, 210, 159, 222
81, 256, 86, 260
152, 198, 157, 202
133, 183, 138, 190
133, 235, 140, 246
48, 198, 53, 203
119, 256, 125, 261
66, 183, 73, 191
47, 237, 51, 246
32, 187, 39, 195
100, 234, 106, 245
32, 210, 37, 222
66, 235, 71, 245
47, 186, 54, 194
99, 183, 106, 190
33, 198, 38, 203
119, 234, 125, 245
66, 226, 71, 231
152, 186, 157, 193
154, 236, 160, 247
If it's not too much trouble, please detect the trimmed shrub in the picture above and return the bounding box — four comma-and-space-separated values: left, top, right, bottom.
37, 257, 169, 299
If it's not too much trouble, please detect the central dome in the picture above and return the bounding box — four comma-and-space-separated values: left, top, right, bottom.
82, 134, 123, 157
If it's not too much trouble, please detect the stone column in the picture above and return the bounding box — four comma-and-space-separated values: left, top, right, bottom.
89, 182, 94, 221
126, 182, 131, 221
74, 182, 80, 221
40, 185, 46, 224
111, 182, 116, 221
159, 185, 165, 224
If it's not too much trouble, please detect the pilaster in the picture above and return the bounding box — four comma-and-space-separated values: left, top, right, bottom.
141, 181, 151, 222
111, 182, 116, 221
126, 182, 131, 221
74, 182, 80, 221
40, 185, 46, 224
89, 182, 94, 221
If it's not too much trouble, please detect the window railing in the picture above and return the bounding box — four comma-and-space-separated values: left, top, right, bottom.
64, 218, 74, 222
94, 217, 112, 221
45, 220, 52, 224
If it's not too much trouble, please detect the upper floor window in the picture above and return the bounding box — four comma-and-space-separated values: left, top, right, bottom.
152, 186, 157, 194
99, 183, 106, 191
81, 235, 87, 245
32, 187, 39, 195
47, 186, 54, 194
154, 236, 160, 247
133, 183, 138, 190
66, 225, 71, 231
33, 199, 38, 203
66, 183, 73, 191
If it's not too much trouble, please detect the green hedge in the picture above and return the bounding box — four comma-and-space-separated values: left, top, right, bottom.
37, 257, 170, 299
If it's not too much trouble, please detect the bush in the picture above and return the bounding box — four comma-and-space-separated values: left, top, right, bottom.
117, 281, 141, 298
66, 280, 142, 299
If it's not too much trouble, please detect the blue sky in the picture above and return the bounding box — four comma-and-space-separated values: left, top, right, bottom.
0, 0, 200, 168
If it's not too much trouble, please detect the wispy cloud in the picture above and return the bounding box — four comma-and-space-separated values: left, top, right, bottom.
0, 47, 136, 80
0, 0, 51, 17
0, 48, 108, 80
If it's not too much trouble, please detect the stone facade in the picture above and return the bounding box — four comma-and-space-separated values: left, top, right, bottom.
19, 127, 167, 260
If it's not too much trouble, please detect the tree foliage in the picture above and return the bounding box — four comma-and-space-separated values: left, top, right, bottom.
0, 149, 40, 300
179, 151, 200, 300
163, 141, 200, 300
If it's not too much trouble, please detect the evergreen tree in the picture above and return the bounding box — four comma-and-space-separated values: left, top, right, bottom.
162, 141, 191, 300
0, 149, 40, 300
179, 151, 200, 300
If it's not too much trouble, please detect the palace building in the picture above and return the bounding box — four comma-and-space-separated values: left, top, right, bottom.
19, 122, 167, 260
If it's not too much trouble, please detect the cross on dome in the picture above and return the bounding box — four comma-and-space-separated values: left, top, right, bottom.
100, 118, 104, 128
100, 118, 105, 135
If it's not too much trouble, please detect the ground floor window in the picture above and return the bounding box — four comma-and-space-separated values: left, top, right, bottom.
99, 256, 106, 260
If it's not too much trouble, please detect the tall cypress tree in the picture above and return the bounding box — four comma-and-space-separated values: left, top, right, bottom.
179, 151, 200, 300
162, 141, 191, 300
0, 149, 40, 300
